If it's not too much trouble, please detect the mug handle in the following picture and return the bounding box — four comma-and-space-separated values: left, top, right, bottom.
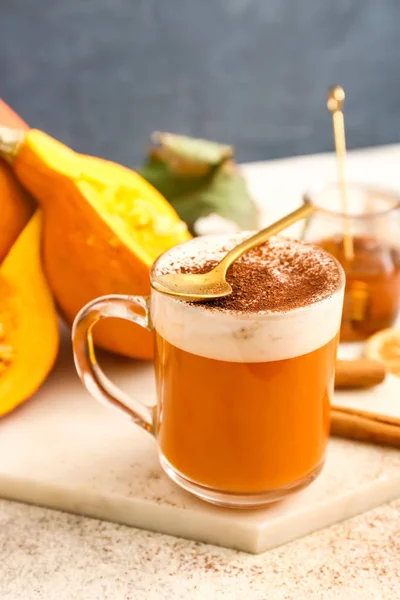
72, 294, 155, 435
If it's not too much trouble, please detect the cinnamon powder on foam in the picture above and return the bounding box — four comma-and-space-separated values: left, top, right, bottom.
156, 234, 341, 313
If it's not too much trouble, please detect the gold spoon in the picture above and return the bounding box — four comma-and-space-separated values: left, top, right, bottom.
151, 203, 314, 301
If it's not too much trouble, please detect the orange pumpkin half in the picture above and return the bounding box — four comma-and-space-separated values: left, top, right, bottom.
0, 128, 191, 359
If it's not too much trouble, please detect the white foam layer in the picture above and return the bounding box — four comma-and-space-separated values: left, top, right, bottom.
151, 234, 345, 363
151, 287, 344, 363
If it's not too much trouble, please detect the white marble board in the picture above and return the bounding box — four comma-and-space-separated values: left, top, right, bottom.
0, 149, 399, 554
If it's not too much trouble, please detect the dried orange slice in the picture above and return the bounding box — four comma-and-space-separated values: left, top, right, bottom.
365, 329, 400, 377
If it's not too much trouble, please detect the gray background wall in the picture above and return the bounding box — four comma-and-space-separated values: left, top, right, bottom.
2, 0, 400, 168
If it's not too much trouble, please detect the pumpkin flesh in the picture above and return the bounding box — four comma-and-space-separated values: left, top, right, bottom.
0, 211, 59, 415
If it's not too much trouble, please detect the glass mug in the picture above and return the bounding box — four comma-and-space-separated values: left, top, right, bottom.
72, 235, 345, 508
302, 182, 400, 342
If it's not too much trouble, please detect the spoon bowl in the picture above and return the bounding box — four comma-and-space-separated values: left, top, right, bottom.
152, 270, 232, 302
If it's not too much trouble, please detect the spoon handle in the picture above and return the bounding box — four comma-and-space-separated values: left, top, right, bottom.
216, 203, 315, 275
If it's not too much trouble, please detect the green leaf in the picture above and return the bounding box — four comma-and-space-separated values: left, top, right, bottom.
140, 133, 259, 235
169, 166, 259, 233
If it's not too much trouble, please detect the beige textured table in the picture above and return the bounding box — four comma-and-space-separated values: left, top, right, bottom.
1, 145, 400, 598
0, 498, 398, 599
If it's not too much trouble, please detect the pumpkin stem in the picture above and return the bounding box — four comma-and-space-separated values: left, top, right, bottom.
0, 126, 26, 164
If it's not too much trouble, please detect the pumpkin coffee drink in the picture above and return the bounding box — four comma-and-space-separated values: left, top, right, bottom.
151, 234, 345, 506
73, 233, 345, 508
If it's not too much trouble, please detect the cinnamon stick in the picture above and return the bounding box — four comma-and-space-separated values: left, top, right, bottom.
335, 359, 386, 389
331, 405, 400, 449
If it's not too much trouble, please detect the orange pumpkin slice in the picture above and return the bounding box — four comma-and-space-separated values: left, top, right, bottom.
0, 211, 59, 415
